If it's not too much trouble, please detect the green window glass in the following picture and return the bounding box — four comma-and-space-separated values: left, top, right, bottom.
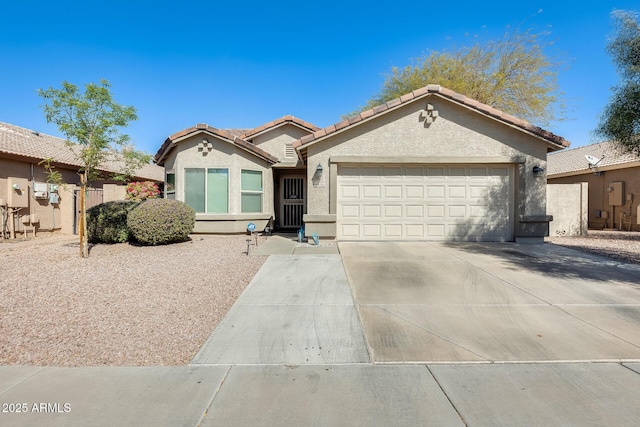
241, 170, 263, 213
185, 168, 205, 213
207, 169, 228, 213
165, 172, 176, 199
184, 168, 228, 213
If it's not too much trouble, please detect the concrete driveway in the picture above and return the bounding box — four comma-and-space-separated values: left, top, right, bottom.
340, 241, 640, 363
3, 242, 640, 426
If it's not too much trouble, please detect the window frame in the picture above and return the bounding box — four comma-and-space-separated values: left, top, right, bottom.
165, 171, 175, 199
183, 167, 229, 214
240, 169, 263, 213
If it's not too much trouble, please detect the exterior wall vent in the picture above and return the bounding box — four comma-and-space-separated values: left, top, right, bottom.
285, 143, 295, 159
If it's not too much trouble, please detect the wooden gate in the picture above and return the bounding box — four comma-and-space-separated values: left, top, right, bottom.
74, 188, 103, 234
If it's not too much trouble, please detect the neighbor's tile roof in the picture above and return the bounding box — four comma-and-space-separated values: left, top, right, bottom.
547, 140, 640, 176
154, 123, 279, 165
293, 84, 570, 151
240, 115, 320, 140
0, 121, 164, 181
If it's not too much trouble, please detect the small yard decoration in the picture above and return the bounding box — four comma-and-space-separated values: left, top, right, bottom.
125, 181, 161, 201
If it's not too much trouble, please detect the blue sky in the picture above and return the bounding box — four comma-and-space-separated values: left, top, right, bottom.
1, 1, 637, 156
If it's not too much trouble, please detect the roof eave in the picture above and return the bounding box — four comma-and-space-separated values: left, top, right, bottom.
295, 85, 570, 153
155, 126, 278, 166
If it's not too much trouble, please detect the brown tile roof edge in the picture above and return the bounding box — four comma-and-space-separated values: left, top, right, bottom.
240, 115, 320, 139
154, 124, 279, 165
0, 122, 163, 181
293, 84, 570, 150
547, 140, 640, 176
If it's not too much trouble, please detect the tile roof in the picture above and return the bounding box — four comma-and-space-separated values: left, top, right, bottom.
0, 121, 164, 181
154, 123, 279, 165
293, 84, 570, 151
240, 115, 320, 140
547, 140, 640, 176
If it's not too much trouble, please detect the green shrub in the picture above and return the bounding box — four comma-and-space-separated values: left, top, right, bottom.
127, 199, 195, 246
87, 200, 140, 244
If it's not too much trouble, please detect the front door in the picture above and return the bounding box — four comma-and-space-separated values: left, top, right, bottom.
280, 176, 305, 229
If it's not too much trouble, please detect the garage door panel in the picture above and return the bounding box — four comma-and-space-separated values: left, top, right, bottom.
448, 167, 466, 178
383, 167, 402, 179
448, 186, 466, 198
337, 165, 512, 241
362, 205, 381, 218
406, 185, 424, 198
341, 185, 360, 199
340, 167, 361, 178
341, 204, 360, 218
406, 205, 424, 218
491, 167, 509, 177
340, 224, 360, 238
384, 205, 402, 218
384, 186, 403, 198
427, 224, 446, 238
405, 224, 425, 238
384, 224, 403, 238
469, 167, 488, 178
362, 224, 382, 238
448, 205, 467, 218
469, 205, 488, 218
469, 185, 488, 198
427, 167, 445, 178
427, 186, 445, 199
405, 167, 424, 178
362, 185, 381, 198
362, 166, 382, 177
427, 205, 445, 218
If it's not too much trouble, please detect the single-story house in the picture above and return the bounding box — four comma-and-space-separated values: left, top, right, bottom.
0, 121, 164, 238
154, 84, 570, 242
548, 140, 640, 231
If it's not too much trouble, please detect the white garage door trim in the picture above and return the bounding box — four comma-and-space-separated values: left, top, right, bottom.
337, 164, 514, 241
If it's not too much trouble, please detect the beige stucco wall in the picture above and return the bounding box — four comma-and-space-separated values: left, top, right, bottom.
548, 166, 640, 231
250, 124, 311, 165
164, 134, 274, 232
547, 183, 588, 236
103, 184, 126, 202
304, 97, 550, 240
0, 157, 79, 236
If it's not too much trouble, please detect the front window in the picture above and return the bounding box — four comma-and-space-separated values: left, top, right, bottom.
241, 169, 263, 213
184, 168, 228, 213
165, 171, 175, 199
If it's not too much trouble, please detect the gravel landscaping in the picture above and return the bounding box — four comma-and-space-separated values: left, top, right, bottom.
546, 230, 640, 264
2, 230, 638, 367
0, 235, 266, 366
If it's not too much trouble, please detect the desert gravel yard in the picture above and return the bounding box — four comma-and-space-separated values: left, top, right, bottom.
546, 230, 640, 264
0, 235, 266, 366
1, 230, 638, 367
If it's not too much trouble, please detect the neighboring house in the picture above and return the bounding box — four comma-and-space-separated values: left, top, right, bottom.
154, 84, 569, 242
0, 122, 164, 238
548, 140, 640, 231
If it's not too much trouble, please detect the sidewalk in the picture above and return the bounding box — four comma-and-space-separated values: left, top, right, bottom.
1, 246, 640, 426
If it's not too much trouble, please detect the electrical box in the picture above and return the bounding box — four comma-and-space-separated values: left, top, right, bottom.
49, 192, 60, 204
32, 182, 48, 199
608, 182, 624, 206
7, 177, 29, 208
601, 211, 609, 219
48, 183, 59, 192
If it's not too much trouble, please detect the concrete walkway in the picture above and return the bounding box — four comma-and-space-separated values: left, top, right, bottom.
2, 243, 640, 426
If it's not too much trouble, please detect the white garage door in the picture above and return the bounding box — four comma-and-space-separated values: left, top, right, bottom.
337, 164, 513, 241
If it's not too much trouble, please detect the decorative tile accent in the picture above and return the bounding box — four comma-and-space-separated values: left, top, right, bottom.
198, 138, 213, 155
420, 103, 439, 126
